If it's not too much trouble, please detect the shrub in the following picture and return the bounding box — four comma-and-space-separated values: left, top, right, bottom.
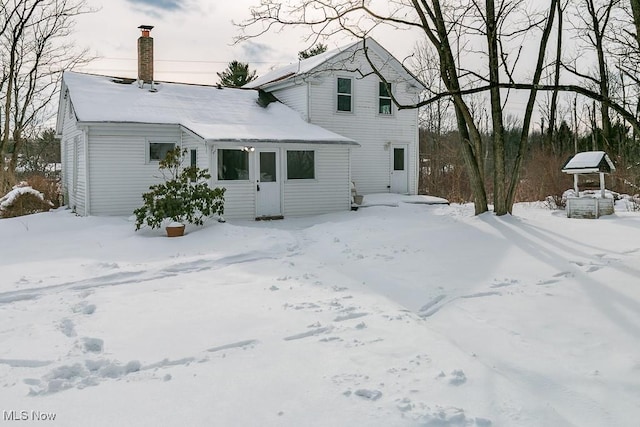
134, 148, 225, 230
27, 174, 61, 208
517, 147, 573, 208
0, 184, 52, 218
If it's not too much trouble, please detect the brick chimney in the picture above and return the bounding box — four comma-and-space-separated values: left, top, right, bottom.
137, 25, 154, 84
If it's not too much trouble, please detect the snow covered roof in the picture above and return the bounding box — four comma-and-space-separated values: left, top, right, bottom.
245, 40, 360, 89
244, 37, 425, 91
61, 72, 356, 145
562, 151, 615, 174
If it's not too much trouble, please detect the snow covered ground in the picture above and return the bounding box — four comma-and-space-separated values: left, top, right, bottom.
1, 196, 639, 426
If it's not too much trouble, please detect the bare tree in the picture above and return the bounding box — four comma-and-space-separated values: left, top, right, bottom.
0, 0, 92, 173
238, 0, 560, 215
608, 1, 640, 148
565, 0, 621, 151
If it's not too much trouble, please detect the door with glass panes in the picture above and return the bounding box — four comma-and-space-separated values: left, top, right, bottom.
256, 149, 281, 216
390, 144, 408, 194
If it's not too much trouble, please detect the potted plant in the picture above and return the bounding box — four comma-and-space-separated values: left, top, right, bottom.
134, 148, 225, 237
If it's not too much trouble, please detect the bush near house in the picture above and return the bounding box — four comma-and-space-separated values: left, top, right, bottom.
0, 183, 53, 218
27, 174, 62, 209
134, 148, 225, 230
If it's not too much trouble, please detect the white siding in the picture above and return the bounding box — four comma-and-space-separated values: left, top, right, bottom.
211, 145, 256, 220
217, 181, 256, 220
283, 145, 351, 217
271, 84, 309, 120
60, 98, 86, 213
304, 49, 419, 195
87, 124, 181, 215
211, 143, 351, 220
180, 130, 208, 170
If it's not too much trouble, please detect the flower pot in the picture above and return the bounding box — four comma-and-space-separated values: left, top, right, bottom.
165, 224, 185, 237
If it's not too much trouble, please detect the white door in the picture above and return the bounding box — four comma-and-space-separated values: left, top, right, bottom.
256, 149, 281, 217
390, 145, 408, 194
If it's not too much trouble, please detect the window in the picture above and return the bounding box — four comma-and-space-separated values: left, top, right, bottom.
337, 77, 352, 112
394, 147, 405, 171
190, 149, 197, 167
379, 82, 392, 115
149, 142, 175, 161
218, 149, 249, 180
260, 152, 277, 182
287, 150, 315, 179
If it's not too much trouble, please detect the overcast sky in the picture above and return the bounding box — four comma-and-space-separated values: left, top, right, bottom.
73, 0, 421, 86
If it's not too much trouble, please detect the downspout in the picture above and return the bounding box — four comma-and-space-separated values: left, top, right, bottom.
414, 109, 419, 195
306, 81, 311, 122
348, 147, 352, 209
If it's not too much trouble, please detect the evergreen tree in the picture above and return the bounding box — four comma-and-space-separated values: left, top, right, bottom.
298, 43, 327, 60
216, 61, 257, 87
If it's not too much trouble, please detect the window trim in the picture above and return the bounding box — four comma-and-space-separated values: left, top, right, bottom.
378, 81, 393, 116
285, 149, 317, 181
336, 76, 354, 113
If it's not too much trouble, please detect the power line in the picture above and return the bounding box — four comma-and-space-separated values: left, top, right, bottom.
76, 69, 223, 74
98, 57, 288, 64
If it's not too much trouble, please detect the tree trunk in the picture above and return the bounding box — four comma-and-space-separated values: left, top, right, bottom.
630, 0, 640, 57
426, 0, 489, 213
486, 0, 508, 215
548, 0, 563, 154
506, 0, 559, 212
585, 0, 613, 149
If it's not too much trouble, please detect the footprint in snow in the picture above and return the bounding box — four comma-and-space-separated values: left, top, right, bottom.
333, 312, 368, 322
419, 294, 447, 317
283, 327, 332, 341
436, 369, 467, 386
537, 279, 560, 286
415, 406, 491, 427
448, 369, 467, 385
72, 301, 96, 315
206, 339, 258, 353
354, 389, 382, 401
59, 318, 76, 337
81, 337, 104, 354
490, 278, 519, 288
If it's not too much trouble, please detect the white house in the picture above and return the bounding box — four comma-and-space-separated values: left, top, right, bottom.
245, 38, 424, 196
56, 27, 423, 220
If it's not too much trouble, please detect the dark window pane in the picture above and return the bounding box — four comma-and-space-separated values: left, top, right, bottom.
337, 78, 352, 112
379, 82, 390, 97
337, 94, 352, 112
379, 99, 392, 115
260, 152, 277, 182
190, 149, 197, 167
218, 149, 249, 180
287, 151, 315, 179
149, 143, 175, 161
379, 82, 392, 114
394, 148, 405, 171
337, 78, 351, 94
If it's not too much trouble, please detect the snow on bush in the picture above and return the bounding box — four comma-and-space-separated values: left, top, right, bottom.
0, 183, 52, 218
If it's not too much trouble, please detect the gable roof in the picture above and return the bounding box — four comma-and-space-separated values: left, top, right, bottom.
59, 72, 356, 145
244, 37, 425, 91
562, 151, 615, 174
